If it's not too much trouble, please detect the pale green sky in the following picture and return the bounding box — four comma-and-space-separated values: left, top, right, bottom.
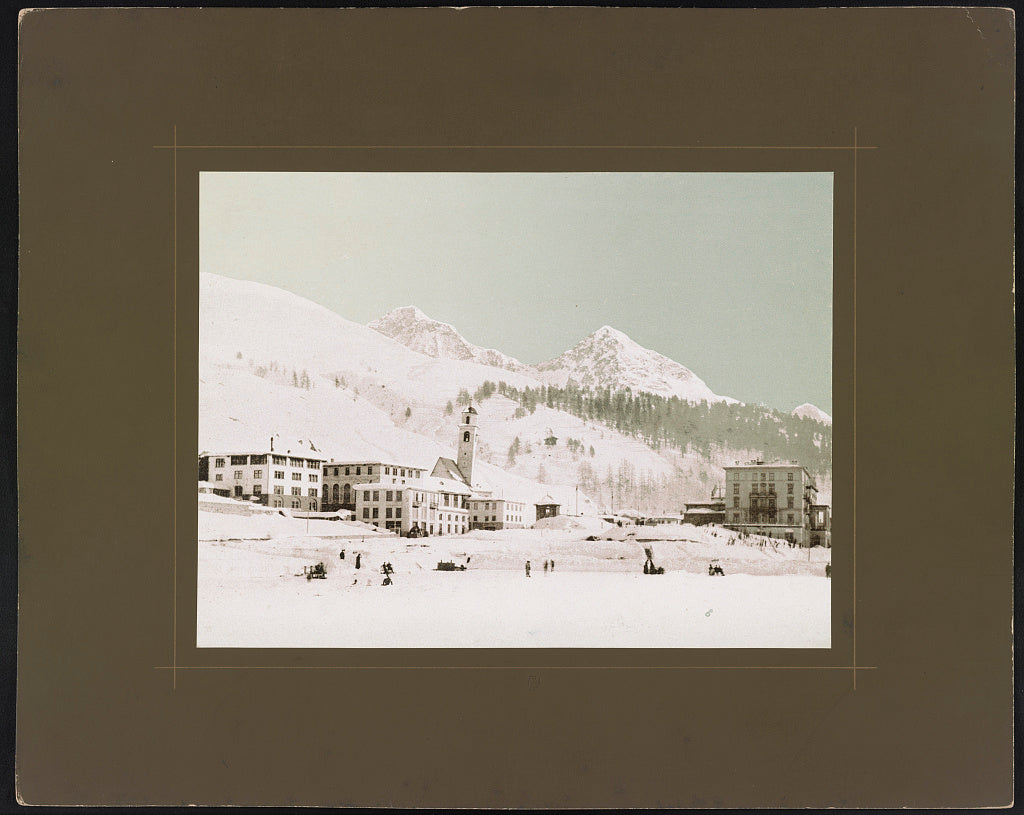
200, 172, 832, 413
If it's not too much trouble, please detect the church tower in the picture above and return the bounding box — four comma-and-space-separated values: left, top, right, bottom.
457, 404, 479, 486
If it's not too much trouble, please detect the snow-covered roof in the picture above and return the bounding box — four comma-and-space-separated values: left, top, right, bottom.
431, 457, 468, 484
354, 477, 471, 495
536, 494, 560, 506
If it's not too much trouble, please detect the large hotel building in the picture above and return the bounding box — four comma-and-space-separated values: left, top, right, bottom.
722, 460, 831, 547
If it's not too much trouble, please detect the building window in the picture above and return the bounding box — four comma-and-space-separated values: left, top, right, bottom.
251, 455, 266, 465
342, 484, 351, 504
253, 484, 262, 495
787, 483, 794, 494
395, 508, 402, 518
234, 486, 243, 496
364, 490, 371, 501
386, 491, 393, 502
372, 491, 379, 501
273, 500, 282, 508
733, 513, 739, 522
291, 472, 301, 481
272, 455, 286, 465
274, 486, 284, 495
308, 489, 317, 497
253, 469, 262, 479
768, 472, 774, 480
309, 474, 318, 482
788, 513, 795, 524
760, 472, 766, 481
395, 490, 402, 501
363, 508, 370, 519
231, 455, 247, 465
733, 497, 739, 508
372, 507, 379, 518
310, 500, 317, 511
215, 458, 225, 468
234, 470, 243, 479
788, 472, 794, 481
333, 467, 339, 476
292, 500, 299, 508
215, 474, 223, 482
787, 497, 794, 508
356, 467, 362, 475
291, 487, 301, 496
733, 484, 739, 494
386, 508, 393, 519
463, 431, 470, 442
274, 470, 284, 480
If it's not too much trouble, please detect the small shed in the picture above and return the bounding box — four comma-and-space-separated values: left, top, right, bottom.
534, 494, 561, 520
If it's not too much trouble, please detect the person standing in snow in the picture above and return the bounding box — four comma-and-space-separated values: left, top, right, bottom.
550, 560, 554, 571
543, 560, 549, 573
525, 560, 531, 577
355, 553, 361, 569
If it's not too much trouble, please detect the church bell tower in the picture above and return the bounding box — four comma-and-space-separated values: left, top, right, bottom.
457, 405, 479, 486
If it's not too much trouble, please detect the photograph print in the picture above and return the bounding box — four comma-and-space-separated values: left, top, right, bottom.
197, 172, 833, 648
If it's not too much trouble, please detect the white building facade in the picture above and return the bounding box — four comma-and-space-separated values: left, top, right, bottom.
198, 448, 324, 511
468, 498, 529, 530
721, 460, 820, 546
355, 477, 471, 536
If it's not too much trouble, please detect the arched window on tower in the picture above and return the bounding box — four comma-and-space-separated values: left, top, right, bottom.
465, 416, 470, 424
463, 431, 470, 442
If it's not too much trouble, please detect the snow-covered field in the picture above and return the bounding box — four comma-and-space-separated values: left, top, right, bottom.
197, 510, 830, 649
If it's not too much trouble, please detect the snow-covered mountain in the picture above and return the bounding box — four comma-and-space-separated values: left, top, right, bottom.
198, 274, 686, 510
792, 403, 832, 425
200, 274, 830, 511
372, 308, 735, 405
534, 325, 735, 405
369, 306, 530, 373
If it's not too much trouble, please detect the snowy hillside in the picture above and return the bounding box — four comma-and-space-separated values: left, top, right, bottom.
792, 403, 832, 425
200, 274, 669, 511
369, 306, 530, 373
200, 273, 829, 513
534, 325, 735, 404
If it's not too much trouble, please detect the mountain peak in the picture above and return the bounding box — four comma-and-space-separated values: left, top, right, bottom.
370, 306, 529, 373
590, 325, 632, 344
792, 403, 832, 425
536, 325, 733, 405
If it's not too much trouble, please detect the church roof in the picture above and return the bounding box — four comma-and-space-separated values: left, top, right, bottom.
431, 456, 468, 484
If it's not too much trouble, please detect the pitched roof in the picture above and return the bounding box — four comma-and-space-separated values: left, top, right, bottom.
431, 456, 468, 484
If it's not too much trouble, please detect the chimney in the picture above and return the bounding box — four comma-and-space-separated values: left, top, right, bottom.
270, 437, 274, 452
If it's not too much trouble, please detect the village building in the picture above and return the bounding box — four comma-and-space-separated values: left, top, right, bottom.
721, 459, 829, 547
320, 461, 428, 512
682, 500, 726, 526
535, 495, 561, 520
809, 504, 832, 548
197, 440, 325, 511
467, 496, 530, 530
354, 476, 471, 535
